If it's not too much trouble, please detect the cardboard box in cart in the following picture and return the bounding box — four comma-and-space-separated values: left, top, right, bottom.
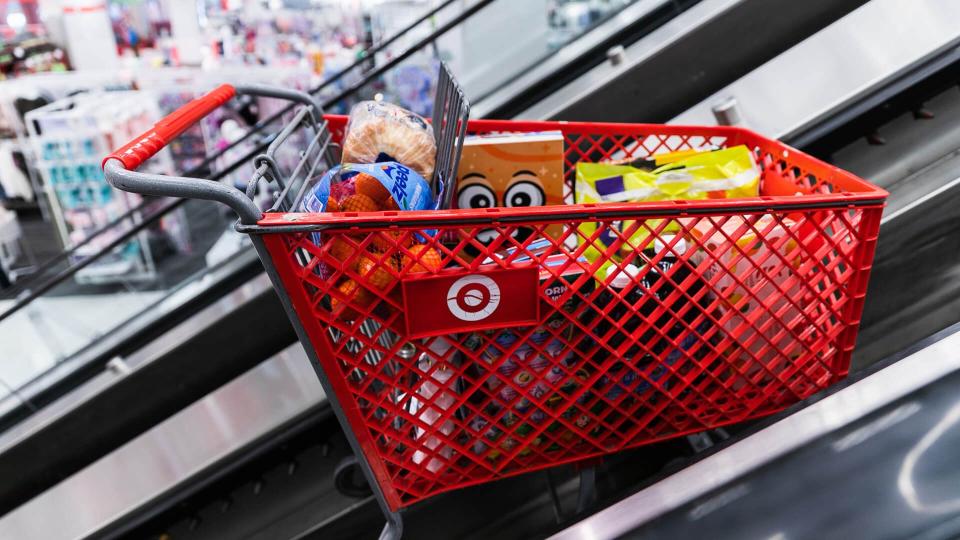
691, 214, 806, 381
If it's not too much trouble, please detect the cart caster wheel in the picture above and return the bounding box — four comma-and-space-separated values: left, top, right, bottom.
334, 455, 372, 498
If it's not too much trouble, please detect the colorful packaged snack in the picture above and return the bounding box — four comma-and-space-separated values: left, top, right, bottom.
576, 145, 760, 203
575, 145, 761, 265
341, 101, 437, 179
464, 250, 595, 460
470, 334, 578, 460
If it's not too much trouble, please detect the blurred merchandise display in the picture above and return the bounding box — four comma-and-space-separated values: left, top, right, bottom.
24, 92, 173, 284
0, 205, 33, 287
0, 38, 71, 79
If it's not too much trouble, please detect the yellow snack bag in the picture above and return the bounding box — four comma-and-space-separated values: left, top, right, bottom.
650, 145, 760, 200
575, 145, 760, 265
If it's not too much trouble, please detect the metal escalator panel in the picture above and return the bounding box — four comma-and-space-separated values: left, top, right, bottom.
831, 85, 960, 368
670, 0, 960, 142
553, 325, 960, 540
0, 273, 299, 516
661, 0, 960, 369
469, 0, 701, 118
516, 0, 871, 122
0, 343, 327, 540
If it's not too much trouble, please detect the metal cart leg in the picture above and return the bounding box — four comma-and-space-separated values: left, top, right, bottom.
575, 466, 597, 514
379, 513, 404, 540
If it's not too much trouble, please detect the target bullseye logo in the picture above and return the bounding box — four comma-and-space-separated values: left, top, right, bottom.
402, 267, 537, 337
446, 275, 501, 321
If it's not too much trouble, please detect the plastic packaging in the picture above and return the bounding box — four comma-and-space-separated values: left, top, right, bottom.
575, 145, 760, 204
575, 146, 761, 265
411, 338, 459, 474
341, 101, 437, 180
297, 161, 443, 321
301, 161, 439, 214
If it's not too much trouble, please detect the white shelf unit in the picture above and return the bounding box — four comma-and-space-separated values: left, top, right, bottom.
25, 91, 172, 285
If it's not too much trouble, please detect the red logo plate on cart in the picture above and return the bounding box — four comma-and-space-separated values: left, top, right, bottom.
402, 267, 540, 338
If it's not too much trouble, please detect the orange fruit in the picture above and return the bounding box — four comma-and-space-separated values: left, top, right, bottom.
355, 173, 392, 204
326, 197, 340, 212
371, 229, 410, 252
339, 193, 378, 213
326, 237, 353, 263
404, 244, 442, 273
357, 254, 398, 291
331, 279, 372, 321
383, 197, 400, 211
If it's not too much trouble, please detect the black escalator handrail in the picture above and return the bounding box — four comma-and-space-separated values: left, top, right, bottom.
5, 0, 463, 295
0, 0, 497, 327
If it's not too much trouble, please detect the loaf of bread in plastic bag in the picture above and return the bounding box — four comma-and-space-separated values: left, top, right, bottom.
341, 101, 437, 179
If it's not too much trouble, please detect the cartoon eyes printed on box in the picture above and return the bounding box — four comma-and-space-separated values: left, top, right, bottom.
455, 133, 565, 256
457, 170, 547, 209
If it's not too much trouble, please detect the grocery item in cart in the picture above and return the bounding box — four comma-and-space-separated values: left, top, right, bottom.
341, 101, 437, 179
464, 251, 594, 460
591, 264, 656, 401
456, 131, 565, 250
302, 161, 439, 214
298, 161, 442, 321
690, 215, 802, 373
638, 235, 714, 393
603, 146, 720, 169
575, 146, 761, 264
576, 145, 760, 203
410, 338, 460, 474
482, 243, 595, 344
470, 332, 579, 460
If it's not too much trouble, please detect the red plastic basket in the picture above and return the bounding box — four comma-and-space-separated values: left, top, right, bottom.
254, 117, 886, 511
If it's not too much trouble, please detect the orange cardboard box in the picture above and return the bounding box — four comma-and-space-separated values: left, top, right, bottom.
455, 131, 565, 247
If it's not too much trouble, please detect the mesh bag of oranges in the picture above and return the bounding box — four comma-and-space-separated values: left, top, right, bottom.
299, 161, 443, 321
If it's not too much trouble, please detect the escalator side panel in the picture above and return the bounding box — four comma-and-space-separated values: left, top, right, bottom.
854, 178, 960, 369
0, 283, 297, 515
544, 0, 869, 123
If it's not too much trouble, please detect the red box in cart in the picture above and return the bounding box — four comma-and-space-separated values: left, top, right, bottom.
690, 215, 804, 368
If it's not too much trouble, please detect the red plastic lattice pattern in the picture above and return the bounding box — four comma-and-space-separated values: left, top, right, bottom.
258, 119, 884, 510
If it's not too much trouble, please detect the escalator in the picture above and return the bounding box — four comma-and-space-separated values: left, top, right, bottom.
0, 0, 885, 537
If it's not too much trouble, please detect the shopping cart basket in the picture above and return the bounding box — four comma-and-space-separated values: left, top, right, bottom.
103, 83, 886, 539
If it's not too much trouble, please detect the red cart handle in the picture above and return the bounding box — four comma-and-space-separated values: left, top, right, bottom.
103, 83, 237, 170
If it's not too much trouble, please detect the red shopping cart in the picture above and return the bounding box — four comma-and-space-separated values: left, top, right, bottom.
103, 75, 886, 539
